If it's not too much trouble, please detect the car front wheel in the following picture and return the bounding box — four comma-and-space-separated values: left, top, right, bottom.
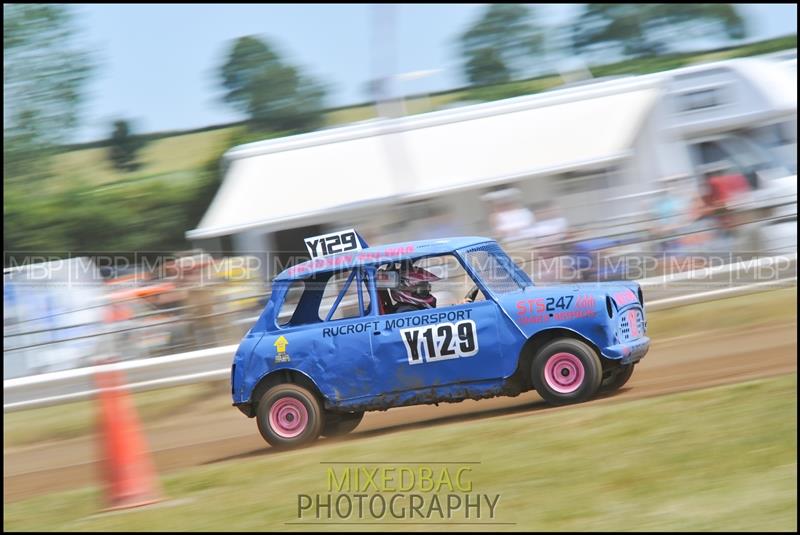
531, 338, 603, 405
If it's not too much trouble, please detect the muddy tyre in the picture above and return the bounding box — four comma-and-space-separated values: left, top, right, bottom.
600, 363, 635, 393
322, 411, 364, 438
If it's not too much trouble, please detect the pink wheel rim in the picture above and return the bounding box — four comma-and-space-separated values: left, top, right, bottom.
269, 397, 308, 438
544, 352, 585, 394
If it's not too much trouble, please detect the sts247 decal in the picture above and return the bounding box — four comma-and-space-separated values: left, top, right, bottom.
516, 294, 596, 324
400, 320, 478, 365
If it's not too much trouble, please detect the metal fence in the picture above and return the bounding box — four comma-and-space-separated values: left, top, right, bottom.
4, 264, 796, 412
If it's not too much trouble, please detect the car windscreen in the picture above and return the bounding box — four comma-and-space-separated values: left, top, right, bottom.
460, 243, 531, 294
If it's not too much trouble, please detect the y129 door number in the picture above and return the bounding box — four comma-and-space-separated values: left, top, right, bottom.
400, 320, 478, 365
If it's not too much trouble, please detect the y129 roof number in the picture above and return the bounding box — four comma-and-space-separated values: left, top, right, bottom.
304, 229, 362, 258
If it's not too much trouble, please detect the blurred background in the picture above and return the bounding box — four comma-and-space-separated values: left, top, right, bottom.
3, 4, 797, 529
4, 3, 796, 378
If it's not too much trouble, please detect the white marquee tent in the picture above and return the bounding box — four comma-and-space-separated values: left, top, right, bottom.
187, 77, 660, 240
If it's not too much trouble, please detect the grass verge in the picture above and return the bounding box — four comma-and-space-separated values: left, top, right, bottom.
645, 287, 796, 340
3, 381, 229, 449
4, 374, 796, 531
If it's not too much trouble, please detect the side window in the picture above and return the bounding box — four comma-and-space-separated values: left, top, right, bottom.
278, 280, 305, 327
698, 141, 728, 167
378, 255, 486, 313
691, 140, 733, 178
318, 269, 371, 321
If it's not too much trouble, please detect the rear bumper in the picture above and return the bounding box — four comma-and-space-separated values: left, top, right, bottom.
602, 336, 650, 365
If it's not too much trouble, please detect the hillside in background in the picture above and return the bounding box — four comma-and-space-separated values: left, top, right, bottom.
6, 35, 795, 258
53, 35, 796, 190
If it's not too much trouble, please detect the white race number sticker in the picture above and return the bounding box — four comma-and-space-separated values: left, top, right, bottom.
304, 228, 362, 258
400, 320, 478, 365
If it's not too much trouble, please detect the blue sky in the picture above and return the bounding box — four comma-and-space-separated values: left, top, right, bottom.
72, 3, 797, 142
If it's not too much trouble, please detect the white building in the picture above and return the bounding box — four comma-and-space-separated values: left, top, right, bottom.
188, 55, 797, 277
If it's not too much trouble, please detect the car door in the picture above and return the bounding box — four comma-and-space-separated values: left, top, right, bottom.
264, 268, 379, 402
370, 291, 504, 394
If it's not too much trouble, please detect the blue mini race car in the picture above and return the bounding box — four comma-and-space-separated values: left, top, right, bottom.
231, 230, 650, 448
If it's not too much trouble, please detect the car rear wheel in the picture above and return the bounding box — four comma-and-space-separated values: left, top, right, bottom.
256, 384, 324, 449
600, 363, 635, 393
322, 411, 364, 438
531, 338, 603, 405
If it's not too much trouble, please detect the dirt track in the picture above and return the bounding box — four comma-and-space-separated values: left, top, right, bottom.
4, 320, 797, 503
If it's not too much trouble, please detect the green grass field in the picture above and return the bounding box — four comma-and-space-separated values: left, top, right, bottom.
4, 374, 796, 531
50, 89, 467, 191
3, 381, 230, 450
52, 127, 241, 188
644, 287, 796, 340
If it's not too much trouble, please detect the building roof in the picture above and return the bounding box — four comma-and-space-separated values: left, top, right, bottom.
274, 236, 493, 281
188, 56, 796, 241
187, 76, 660, 240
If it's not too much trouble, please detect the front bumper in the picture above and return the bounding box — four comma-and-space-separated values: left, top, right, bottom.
602, 336, 650, 365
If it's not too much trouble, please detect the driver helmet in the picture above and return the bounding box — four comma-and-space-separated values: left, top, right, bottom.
391, 266, 440, 310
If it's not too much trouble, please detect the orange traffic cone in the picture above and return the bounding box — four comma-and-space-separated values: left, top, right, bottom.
94, 365, 163, 510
